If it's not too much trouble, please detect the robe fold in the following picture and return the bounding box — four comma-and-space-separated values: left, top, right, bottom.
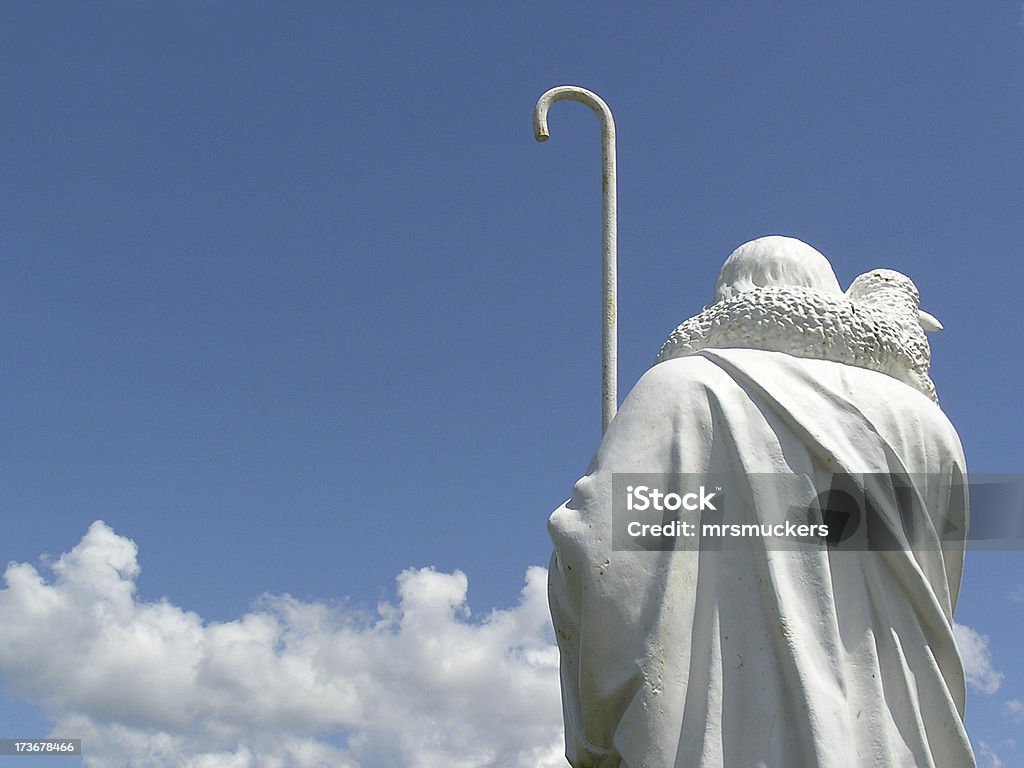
548, 348, 973, 768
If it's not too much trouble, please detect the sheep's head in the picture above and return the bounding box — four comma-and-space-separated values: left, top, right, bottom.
846, 269, 943, 333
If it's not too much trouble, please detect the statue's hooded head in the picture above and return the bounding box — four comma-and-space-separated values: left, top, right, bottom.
714, 236, 842, 303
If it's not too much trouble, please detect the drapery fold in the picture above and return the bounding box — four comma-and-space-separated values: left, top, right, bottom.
548, 349, 973, 768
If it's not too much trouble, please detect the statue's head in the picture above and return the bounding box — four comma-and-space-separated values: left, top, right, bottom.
714, 236, 842, 303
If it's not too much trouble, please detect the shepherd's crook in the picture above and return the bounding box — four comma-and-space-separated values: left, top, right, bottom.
534, 85, 618, 434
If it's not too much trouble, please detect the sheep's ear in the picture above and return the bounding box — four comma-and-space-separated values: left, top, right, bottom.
919, 309, 943, 333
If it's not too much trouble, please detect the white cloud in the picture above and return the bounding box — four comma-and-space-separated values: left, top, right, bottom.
0, 522, 565, 768
1007, 699, 1024, 724
953, 622, 1004, 695
1010, 584, 1024, 603
979, 741, 1005, 768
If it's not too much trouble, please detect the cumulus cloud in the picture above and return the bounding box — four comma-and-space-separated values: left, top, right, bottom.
0, 522, 565, 768
953, 622, 1004, 695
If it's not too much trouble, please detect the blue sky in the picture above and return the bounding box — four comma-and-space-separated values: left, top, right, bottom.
0, 3, 1021, 766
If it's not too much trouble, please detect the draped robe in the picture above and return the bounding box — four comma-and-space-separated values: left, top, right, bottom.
548, 348, 973, 768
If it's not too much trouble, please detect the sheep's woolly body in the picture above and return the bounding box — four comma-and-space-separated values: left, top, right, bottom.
656, 269, 938, 403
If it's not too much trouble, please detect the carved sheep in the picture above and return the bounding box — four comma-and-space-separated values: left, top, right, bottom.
656, 266, 942, 403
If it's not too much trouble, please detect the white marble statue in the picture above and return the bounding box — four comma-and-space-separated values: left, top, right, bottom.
548, 236, 974, 767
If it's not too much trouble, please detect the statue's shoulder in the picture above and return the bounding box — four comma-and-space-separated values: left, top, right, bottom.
639, 354, 736, 393
618, 354, 746, 425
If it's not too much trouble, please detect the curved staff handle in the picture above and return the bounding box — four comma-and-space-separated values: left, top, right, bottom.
534, 85, 618, 434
